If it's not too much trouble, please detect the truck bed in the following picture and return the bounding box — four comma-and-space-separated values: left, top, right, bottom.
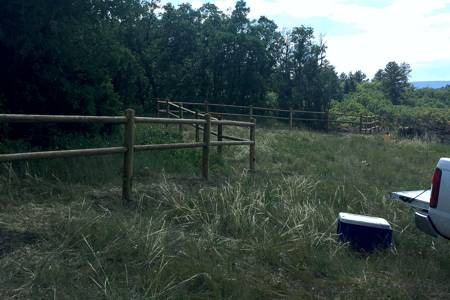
390, 189, 430, 211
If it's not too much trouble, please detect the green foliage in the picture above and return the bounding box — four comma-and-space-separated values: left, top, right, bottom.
333, 61, 449, 130
339, 70, 368, 95
404, 86, 450, 108
331, 79, 450, 132
375, 61, 412, 104
276, 26, 338, 113
332, 82, 392, 115
263, 91, 279, 108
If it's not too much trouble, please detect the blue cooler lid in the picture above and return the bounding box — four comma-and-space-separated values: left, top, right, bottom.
338, 212, 392, 230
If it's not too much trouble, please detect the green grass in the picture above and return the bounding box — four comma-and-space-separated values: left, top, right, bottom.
1, 126, 450, 299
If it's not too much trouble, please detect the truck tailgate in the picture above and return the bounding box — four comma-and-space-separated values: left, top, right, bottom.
390, 189, 430, 211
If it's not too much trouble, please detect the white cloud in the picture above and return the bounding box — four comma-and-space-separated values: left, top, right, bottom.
213, 0, 450, 79
191, 0, 203, 9
161, 0, 450, 79
214, 0, 236, 13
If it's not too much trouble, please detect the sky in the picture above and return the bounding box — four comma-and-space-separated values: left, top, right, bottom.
160, 0, 450, 81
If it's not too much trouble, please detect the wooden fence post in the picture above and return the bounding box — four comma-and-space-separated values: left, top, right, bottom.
204, 101, 209, 114
289, 108, 293, 130
249, 105, 253, 121
325, 110, 329, 132
122, 109, 135, 204
217, 114, 223, 155
195, 111, 200, 142
371, 116, 374, 134
364, 115, 368, 134
165, 99, 169, 128
156, 99, 160, 118
178, 103, 183, 135
250, 118, 256, 172
366, 115, 369, 134
202, 113, 211, 180
359, 114, 363, 133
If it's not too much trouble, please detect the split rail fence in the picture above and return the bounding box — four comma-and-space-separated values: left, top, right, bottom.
157, 99, 382, 134
0, 110, 256, 204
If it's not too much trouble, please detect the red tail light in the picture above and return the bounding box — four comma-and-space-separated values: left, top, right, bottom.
430, 168, 442, 208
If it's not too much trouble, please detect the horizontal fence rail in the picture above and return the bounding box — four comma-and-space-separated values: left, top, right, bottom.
157, 99, 382, 134
0, 114, 127, 124
135, 116, 206, 125
210, 140, 254, 146
134, 142, 204, 151
0, 147, 127, 162
210, 119, 254, 127
0, 110, 256, 204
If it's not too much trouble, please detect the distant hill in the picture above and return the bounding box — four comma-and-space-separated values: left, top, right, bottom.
412, 81, 450, 89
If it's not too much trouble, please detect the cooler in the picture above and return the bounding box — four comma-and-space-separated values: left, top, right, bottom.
337, 212, 393, 251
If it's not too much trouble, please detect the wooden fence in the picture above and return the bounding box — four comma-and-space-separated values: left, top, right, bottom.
0, 110, 256, 204
157, 99, 382, 134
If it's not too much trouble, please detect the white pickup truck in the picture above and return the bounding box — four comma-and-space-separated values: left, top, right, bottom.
391, 158, 450, 239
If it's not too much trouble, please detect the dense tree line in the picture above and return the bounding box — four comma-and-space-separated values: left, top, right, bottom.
0, 1, 339, 127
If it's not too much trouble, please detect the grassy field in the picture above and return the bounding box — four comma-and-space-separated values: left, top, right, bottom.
1, 125, 450, 299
